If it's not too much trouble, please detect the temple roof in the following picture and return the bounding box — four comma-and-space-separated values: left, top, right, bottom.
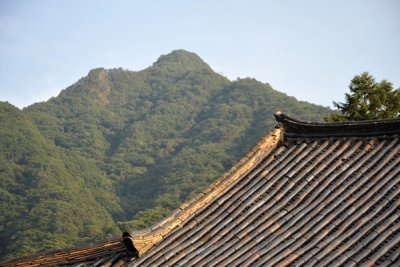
2, 113, 400, 266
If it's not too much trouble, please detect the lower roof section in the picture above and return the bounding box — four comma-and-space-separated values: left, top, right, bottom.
0, 238, 133, 267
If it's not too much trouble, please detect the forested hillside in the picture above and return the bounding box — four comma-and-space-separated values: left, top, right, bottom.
0, 50, 331, 260
0, 103, 120, 259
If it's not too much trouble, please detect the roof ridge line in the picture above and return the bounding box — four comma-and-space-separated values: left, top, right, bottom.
124, 127, 283, 256
274, 111, 400, 138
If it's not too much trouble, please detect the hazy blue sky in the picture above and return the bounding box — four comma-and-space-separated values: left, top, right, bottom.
1, 0, 399, 109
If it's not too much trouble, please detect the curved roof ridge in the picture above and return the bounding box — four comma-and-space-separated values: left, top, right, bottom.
124, 127, 283, 256
274, 111, 400, 138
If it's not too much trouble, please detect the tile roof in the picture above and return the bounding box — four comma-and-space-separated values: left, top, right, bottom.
2, 112, 400, 266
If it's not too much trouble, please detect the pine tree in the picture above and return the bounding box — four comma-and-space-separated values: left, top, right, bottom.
327, 72, 400, 121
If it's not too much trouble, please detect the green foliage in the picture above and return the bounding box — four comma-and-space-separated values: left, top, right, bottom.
326, 72, 400, 121
0, 50, 331, 261
0, 103, 120, 260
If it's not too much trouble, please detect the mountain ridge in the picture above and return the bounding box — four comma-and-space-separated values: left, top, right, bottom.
1, 49, 332, 260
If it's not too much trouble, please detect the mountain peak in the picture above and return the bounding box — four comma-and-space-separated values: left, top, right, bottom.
152, 49, 212, 71
87, 67, 107, 78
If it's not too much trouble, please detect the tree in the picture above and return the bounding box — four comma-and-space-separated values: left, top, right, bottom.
326, 72, 400, 121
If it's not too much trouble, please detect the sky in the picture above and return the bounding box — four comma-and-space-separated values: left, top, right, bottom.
0, 0, 399, 109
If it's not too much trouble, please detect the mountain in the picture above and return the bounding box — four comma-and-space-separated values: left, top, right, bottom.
0, 49, 332, 260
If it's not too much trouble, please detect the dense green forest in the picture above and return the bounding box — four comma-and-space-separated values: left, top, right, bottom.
0, 50, 331, 260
